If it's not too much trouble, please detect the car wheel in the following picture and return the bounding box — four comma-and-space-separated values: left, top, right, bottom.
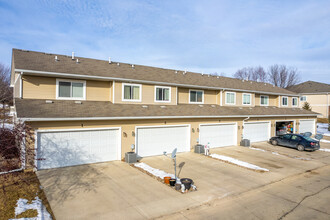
297, 145, 305, 151
271, 140, 278, 146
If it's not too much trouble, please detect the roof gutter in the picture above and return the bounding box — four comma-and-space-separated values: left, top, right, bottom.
19, 114, 319, 122
15, 68, 299, 97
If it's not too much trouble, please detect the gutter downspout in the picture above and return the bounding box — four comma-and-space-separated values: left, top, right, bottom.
242, 116, 250, 140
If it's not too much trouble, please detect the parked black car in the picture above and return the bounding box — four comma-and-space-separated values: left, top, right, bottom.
269, 134, 320, 151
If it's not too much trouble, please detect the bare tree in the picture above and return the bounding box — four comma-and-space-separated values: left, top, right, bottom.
234, 66, 266, 82
267, 64, 301, 88
0, 63, 12, 105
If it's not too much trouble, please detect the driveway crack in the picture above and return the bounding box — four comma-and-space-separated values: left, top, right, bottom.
278, 185, 330, 219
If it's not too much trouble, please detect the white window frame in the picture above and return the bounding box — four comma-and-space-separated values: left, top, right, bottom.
281, 96, 288, 107
56, 78, 86, 100
300, 96, 307, 102
225, 92, 236, 105
154, 86, 171, 103
260, 95, 269, 106
189, 89, 204, 104
292, 97, 298, 107
242, 93, 252, 105
122, 83, 142, 102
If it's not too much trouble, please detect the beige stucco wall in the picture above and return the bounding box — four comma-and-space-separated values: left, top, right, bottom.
177, 88, 218, 104
299, 94, 330, 118
21, 75, 111, 101
114, 81, 177, 105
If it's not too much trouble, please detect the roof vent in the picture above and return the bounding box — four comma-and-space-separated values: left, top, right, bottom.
160, 105, 166, 108
217, 76, 219, 79
273, 85, 275, 87
72, 52, 75, 60
132, 64, 135, 69
142, 105, 148, 108
183, 70, 187, 75
109, 57, 111, 64
272, 106, 276, 108
175, 70, 178, 74
249, 107, 252, 109
201, 72, 204, 76
45, 100, 53, 104
117, 63, 120, 66
264, 83, 267, 85
265, 106, 268, 108
207, 74, 210, 77
75, 101, 82, 104
211, 105, 216, 107
250, 81, 252, 84
239, 107, 243, 109
76, 59, 79, 64
199, 105, 203, 107
242, 80, 245, 82
55, 56, 58, 62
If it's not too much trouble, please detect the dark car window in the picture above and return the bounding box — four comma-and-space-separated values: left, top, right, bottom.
283, 134, 291, 140
303, 136, 316, 142
291, 135, 301, 141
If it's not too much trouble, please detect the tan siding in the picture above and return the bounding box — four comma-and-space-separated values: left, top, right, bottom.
255, 94, 278, 107
13, 74, 21, 98
178, 88, 217, 104
86, 80, 111, 101
114, 81, 177, 105
222, 91, 256, 107
299, 94, 329, 118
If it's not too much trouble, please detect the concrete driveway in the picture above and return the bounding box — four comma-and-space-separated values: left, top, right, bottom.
37, 142, 330, 220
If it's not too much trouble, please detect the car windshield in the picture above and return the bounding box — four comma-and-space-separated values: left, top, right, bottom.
303, 136, 316, 142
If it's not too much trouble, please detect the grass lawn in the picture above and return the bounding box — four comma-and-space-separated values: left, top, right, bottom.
0, 171, 55, 219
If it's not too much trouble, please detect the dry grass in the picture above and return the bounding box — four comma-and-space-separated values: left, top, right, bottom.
317, 118, 329, 123
0, 171, 55, 220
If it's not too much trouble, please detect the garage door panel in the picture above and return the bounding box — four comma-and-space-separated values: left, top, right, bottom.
299, 120, 315, 134
37, 129, 119, 170
137, 126, 189, 157
244, 122, 270, 143
200, 124, 236, 148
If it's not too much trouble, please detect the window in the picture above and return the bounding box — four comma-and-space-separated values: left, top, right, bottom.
300, 96, 307, 102
283, 134, 291, 140
56, 79, 85, 100
291, 135, 301, 141
123, 83, 141, 101
292, 97, 298, 107
282, 96, 288, 106
225, 92, 236, 105
189, 90, 203, 103
260, 95, 269, 106
155, 86, 171, 102
242, 93, 251, 105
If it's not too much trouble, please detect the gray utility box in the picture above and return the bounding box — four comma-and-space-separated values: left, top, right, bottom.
125, 152, 137, 163
240, 139, 250, 147
194, 144, 205, 154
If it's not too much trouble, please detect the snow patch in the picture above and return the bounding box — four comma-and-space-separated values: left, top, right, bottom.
317, 123, 330, 137
209, 154, 269, 172
319, 148, 330, 152
10, 196, 52, 220
271, 152, 281, 156
321, 139, 330, 143
249, 147, 266, 152
134, 162, 175, 179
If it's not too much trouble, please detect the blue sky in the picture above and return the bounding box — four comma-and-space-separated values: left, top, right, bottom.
0, 0, 329, 82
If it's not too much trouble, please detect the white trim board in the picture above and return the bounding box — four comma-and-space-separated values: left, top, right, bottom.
15, 69, 300, 96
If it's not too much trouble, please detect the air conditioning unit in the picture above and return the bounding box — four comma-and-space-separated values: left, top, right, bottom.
240, 139, 250, 147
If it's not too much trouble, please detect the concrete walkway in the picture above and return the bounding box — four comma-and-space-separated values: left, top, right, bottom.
37, 142, 330, 220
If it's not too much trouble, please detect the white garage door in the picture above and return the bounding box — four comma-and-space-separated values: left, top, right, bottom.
136, 125, 190, 157
299, 120, 315, 134
199, 123, 237, 148
37, 128, 120, 170
244, 122, 270, 143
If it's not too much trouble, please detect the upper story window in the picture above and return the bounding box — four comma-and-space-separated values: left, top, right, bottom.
56, 79, 86, 100
282, 96, 288, 106
292, 97, 298, 107
225, 92, 236, 105
300, 96, 307, 102
189, 90, 204, 103
122, 83, 141, 102
260, 95, 269, 106
155, 86, 171, 102
242, 93, 251, 105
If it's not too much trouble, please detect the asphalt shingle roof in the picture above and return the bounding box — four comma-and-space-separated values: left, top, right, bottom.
287, 81, 330, 94
12, 49, 297, 95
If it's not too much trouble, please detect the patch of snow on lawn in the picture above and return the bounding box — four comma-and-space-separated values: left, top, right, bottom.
271, 152, 281, 156
10, 196, 52, 220
249, 147, 266, 152
3, 123, 14, 129
319, 148, 330, 152
134, 162, 175, 179
209, 154, 269, 172
317, 123, 330, 137
321, 139, 330, 143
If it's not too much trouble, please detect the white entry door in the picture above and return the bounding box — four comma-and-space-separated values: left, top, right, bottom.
136, 125, 190, 157
299, 119, 315, 134
199, 123, 237, 148
244, 122, 270, 143
37, 128, 120, 170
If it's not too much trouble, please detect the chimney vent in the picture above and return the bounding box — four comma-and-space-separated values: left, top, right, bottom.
55, 56, 58, 61
76, 59, 79, 63
72, 52, 75, 60
132, 64, 134, 68
109, 57, 111, 64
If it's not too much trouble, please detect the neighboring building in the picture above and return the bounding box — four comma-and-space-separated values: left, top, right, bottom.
287, 81, 330, 118
10, 49, 318, 170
